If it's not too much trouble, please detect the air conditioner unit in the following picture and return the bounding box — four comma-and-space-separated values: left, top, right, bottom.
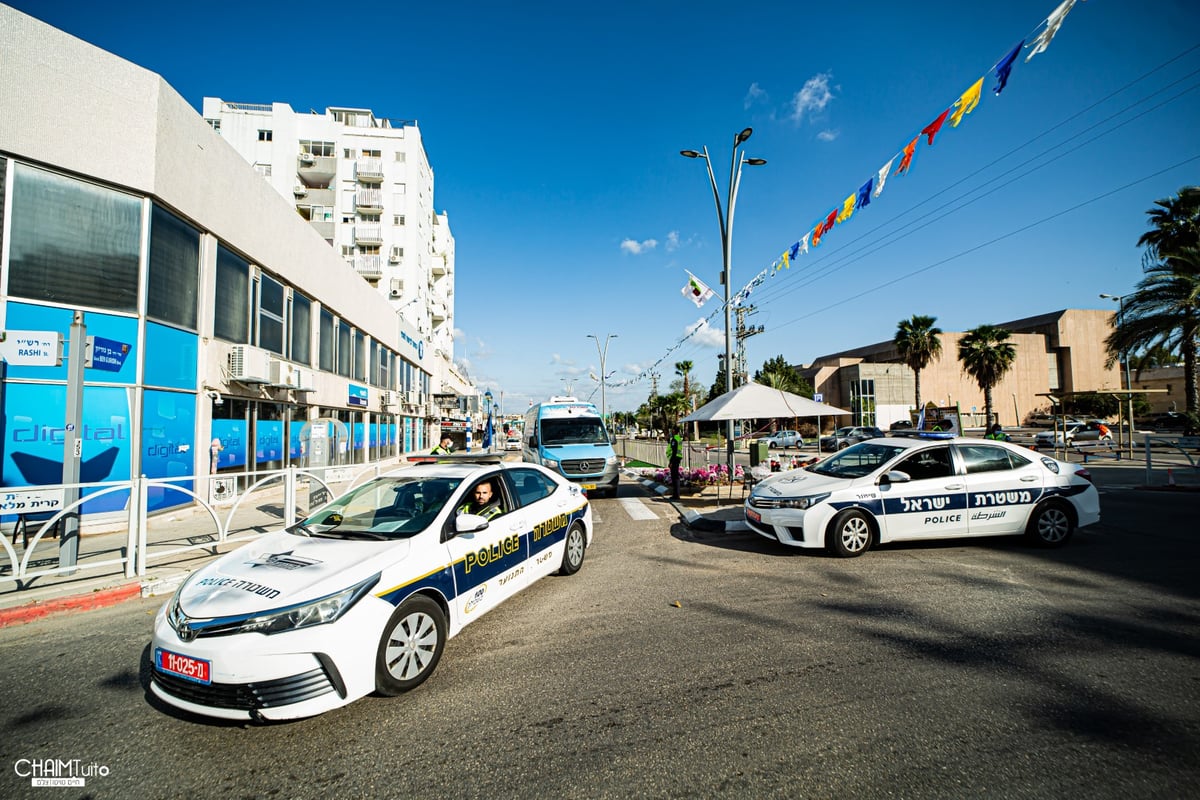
389, 289, 403, 298
380, 391, 396, 407
293, 185, 307, 196
292, 368, 315, 392
405, 390, 419, 405
268, 358, 294, 387
299, 153, 314, 164
388, 254, 401, 263
229, 345, 271, 383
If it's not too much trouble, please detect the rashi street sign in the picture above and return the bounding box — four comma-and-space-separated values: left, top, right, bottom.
0, 330, 63, 366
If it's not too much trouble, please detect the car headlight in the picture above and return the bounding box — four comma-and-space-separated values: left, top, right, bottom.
606, 455, 618, 465
778, 492, 830, 510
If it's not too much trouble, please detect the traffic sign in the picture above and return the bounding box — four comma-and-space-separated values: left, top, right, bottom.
86, 335, 130, 371
0, 330, 62, 366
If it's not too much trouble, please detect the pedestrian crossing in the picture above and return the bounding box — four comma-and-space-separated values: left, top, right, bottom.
618, 497, 659, 520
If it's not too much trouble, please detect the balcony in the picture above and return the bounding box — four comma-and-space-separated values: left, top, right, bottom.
356, 158, 384, 183
354, 224, 383, 245
431, 258, 447, 277
298, 155, 337, 183
356, 189, 383, 212
354, 255, 383, 280
430, 300, 447, 321
308, 219, 334, 239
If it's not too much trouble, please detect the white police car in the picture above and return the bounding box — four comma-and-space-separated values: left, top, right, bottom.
150, 456, 591, 721
745, 435, 1099, 557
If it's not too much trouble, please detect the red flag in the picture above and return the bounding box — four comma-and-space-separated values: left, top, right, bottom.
922, 108, 951, 145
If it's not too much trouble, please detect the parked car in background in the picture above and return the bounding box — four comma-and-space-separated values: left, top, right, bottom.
763, 430, 805, 449
1135, 411, 1187, 432
505, 436, 522, 451
1034, 420, 1112, 447
889, 420, 914, 432
820, 426, 886, 451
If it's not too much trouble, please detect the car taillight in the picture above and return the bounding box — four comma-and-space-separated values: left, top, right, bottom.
1074, 467, 1093, 484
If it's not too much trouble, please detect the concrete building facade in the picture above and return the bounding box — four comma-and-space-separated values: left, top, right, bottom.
801, 309, 1122, 430
0, 6, 448, 515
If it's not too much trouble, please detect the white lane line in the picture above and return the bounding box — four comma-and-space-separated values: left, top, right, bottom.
619, 497, 659, 521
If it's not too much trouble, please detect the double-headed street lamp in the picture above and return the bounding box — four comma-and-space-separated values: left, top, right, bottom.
681, 127, 767, 475
1100, 292, 1135, 455
587, 333, 618, 429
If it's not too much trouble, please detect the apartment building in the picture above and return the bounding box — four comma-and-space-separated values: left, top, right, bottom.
199, 98, 467, 403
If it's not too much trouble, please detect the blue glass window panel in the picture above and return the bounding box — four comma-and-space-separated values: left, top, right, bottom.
144, 322, 197, 390
3, 302, 137, 384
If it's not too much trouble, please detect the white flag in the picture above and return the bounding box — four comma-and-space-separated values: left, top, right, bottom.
681, 270, 715, 308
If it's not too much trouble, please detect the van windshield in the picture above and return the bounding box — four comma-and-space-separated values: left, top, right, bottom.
541, 417, 609, 446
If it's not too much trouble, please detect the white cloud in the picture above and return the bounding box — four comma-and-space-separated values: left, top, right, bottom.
550, 353, 576, 367
665, 231, 681, 251
817, 129, 838, 142
685, 318, 726, 348
744, 82, 768, 109
791, 72, 836, 124
620, 237, 658, 255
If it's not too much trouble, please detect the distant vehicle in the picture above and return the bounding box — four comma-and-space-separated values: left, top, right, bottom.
504, 436, 522, 451
1034, 421, 1112, 447
889, 420, 914, 432
820, 426, 886, 451
523, 397, 619, 497
1135, 411, 1187, 432
763, 430, 805, 449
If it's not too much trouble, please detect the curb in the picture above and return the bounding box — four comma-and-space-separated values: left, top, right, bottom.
624, 469, 749, 533
0, 581, 142, 629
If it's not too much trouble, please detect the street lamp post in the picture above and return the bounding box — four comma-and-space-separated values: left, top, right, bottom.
588, 333, 618, 430
1100, 293, 1134, 456
681, 128, 767, 476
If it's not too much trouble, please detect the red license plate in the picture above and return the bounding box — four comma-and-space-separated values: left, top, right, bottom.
746, 508, 761, 523
156, 647, 212, 684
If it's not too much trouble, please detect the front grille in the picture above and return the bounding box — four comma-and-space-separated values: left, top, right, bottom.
152, 665, 337, 710
560, 459, 603, 476
748, 496, 791, 510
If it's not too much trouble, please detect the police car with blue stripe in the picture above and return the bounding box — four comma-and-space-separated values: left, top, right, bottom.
150, 455, 591, 721
745, 435, 1099, 557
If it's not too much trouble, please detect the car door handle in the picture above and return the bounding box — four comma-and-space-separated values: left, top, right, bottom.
944, 483, 963, 491
1020, 475, 1038, 482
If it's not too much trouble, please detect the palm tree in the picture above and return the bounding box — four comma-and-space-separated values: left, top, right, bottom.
894, 315, 943, 412
674, 360, 694, 405
1137, 186, 1200, 268
957, 324, 1017, 426
1106, 247, 1200, 414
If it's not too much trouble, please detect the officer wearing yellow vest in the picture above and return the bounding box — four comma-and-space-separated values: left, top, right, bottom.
457, 480, 502, 520
431, 436, 455, 455
667, 427, 683, 500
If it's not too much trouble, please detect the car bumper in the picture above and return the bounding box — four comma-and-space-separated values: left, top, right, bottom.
149, 594, 395, 721
743, 504, 826, 548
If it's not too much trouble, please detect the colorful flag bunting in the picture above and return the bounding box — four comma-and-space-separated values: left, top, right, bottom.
856, 178, 873, 210
922, 108, 951, 145
895, 136, 919, 176
681, 270, 714, 308
1026, 0, 1079, 62
836, 193, 856, 224
875, 158, 895, 198
993, 41, 1023, 95
789, 241, 800, 261
949, 77, 984, 127
798, 232, 811, 255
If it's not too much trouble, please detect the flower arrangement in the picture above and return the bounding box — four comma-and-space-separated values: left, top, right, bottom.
645, 463, 746, 490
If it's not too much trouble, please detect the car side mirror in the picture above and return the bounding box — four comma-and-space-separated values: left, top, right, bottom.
455, 513, 490, 534
878, 470, 911, 486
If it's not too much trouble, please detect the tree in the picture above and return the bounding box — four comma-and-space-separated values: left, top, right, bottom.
957, 324, 1017, 426
753, 355, 812, 396
1137, 186, 1200, 269
894, 315, 943, 412
1106, 247, 1200, 415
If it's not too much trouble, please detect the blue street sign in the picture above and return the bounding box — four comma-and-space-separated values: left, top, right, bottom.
87, 335, 130, 372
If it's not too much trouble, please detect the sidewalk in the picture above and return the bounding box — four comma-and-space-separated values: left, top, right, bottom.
1, 457, 1195, 628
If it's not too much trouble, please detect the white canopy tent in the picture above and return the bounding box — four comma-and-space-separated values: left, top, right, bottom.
680, 382, 850, 423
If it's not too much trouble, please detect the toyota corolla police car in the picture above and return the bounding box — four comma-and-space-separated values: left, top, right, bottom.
745, 435, 1099, 557
150, 455, 591, 721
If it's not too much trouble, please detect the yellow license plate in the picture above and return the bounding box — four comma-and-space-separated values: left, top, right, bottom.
581, 483, 597, 490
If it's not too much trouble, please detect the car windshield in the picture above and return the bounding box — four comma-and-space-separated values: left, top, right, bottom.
292, 475, 463, 539
541, 417, 609, 446
809, 442, 907, 478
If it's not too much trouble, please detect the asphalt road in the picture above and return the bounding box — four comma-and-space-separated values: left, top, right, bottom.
0, 484, 1197, 799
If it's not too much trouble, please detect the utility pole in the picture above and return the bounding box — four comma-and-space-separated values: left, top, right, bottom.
734, 305, 764, 388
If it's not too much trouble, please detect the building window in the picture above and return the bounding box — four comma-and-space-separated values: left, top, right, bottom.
850, 378, 876, 426
319, 307, 335, 372
206, 119, 220, 132
214, 245, 250, 343
390, 246, 404, 262
254, 163, 272, 177
147, 203, 200, 330
393, 214, 405, 226
258, 273, 286, 355
8, 163, 141, 312
363, 149, 381, 158
291, 292, 312, 366
394, 152, 406, 163
258, 129, 272, 142
370, 340, 380, 386
344, 148, 355, 159
300, 140, 335, 157
354, 330, 367, 381
337, 320, 352, 378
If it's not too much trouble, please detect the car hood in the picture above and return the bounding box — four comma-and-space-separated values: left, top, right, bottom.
751, 468, 857, 498
177, 531, 406, 617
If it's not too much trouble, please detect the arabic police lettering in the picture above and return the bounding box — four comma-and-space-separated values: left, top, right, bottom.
971, 510, 1009, 521
532, 513, 568, 541
464, 533, 520, 573
899, 496, 951, 512
195, 576, 281, 599
973, 490, 1032, 507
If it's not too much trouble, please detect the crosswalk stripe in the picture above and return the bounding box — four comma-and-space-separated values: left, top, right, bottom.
619, 497, 659, 521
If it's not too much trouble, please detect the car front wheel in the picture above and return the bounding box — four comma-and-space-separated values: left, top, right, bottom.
375, 595, 446, 696
1026, 501, 1074, 547
559, 521, 586, 575
827, 509, 873, 557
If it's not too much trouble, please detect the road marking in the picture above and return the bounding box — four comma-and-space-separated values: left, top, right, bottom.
619, 497, 659, 521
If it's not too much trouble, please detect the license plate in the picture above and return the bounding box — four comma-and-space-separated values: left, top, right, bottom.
581, 483, 597, 490
155, 647, 212, 684
746, 508, 762, 523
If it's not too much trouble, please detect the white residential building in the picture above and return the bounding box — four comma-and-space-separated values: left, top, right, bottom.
200, 99, 464, 406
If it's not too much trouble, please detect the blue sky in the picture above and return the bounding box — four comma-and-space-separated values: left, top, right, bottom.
11, 0, 1200, 415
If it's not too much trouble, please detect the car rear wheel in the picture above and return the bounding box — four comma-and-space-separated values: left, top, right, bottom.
827, 509, 873, 557
375, 595, 446, 696
1026, 501, 1074, 547
559, 521, 586, 575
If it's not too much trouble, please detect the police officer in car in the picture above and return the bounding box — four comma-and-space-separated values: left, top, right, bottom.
457, 480, 502, 520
